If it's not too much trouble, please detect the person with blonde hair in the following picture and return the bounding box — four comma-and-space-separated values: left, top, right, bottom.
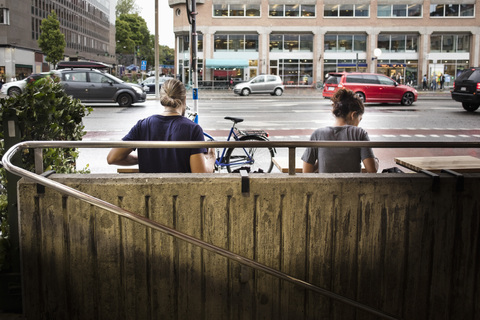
302, 88, 378, 173
107, 79, 215, 173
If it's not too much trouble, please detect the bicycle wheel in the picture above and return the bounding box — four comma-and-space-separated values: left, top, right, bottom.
224, 136, 274, 173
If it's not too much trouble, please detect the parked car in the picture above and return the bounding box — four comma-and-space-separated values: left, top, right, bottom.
140, 76, 173, 94
233, 75, 284, 96
322, 72, 418, 106
56, 69, 146, 107
451, 67, 480, 112
0, 72, 53, 96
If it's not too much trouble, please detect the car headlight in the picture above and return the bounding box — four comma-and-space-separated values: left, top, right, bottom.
133, 86, 143, 94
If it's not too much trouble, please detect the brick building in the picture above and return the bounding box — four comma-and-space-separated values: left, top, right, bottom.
168, 0, 480, 88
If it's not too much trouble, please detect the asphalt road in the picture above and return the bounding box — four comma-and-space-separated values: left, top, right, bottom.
77, 93, 480, 173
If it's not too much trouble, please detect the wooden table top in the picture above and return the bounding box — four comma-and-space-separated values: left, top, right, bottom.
395, 155, 480, 173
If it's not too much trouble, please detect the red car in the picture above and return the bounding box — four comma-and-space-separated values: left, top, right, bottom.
322, 72, 418, 106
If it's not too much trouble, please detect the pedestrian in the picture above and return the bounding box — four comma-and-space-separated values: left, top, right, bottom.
431, 75, 437, 91
440, 73, 445, 90
107, 79, 215, 173
422, 74, 428, 90
301, 88, 379, 173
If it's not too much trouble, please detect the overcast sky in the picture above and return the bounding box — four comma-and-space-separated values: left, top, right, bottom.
135, 0, 175, 48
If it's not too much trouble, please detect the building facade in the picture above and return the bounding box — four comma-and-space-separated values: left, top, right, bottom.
0, 0, 115, 81
168, 0, 480, 88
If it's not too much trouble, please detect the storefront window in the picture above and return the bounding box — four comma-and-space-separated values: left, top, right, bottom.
277, 59, 313, 85
325, 34, 366, 52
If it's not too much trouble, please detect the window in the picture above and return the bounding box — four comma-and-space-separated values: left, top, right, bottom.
269, 4, 316, 17
377, 34, 418, 53
0, 8, 10, 24
430, 4, 474, 17
178, 34, 203, 53
324, 34, 366, 52
214, 34, 258, 52
324, 4, 369, 17
213, 4, 260, 17
269, 34, 313, 52
378, 4, 422, 17
430, 34, 470, 53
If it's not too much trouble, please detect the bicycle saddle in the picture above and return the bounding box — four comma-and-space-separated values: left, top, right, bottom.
224, 116, 244, 123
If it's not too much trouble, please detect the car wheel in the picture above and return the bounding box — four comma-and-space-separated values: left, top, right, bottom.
355, 92, 365, 103
401, 92, 415, 106
241, 88, 250, 96
462, 102, 479, 112
117, 93, 133, 107
8, 87, 22, 96
273, 88, 283, 96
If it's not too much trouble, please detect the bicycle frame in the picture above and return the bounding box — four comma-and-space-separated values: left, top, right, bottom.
204, 126, 256, 170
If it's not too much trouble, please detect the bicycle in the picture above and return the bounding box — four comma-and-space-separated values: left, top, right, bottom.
187, 109, 275, 172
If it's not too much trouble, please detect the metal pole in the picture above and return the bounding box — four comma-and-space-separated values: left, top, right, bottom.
155, 0, 159, 98
188, 0, 199, 123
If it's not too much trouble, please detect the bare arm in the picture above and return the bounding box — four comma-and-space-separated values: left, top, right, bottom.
107, 148, 138, 166
190, 148, 216, 173
362, 157, 379, 173
303, 160, 317, 173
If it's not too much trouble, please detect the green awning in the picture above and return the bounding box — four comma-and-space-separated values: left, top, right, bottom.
205, 59, 249, 69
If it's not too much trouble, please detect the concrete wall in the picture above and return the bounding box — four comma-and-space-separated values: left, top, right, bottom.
18, 173, 480, 319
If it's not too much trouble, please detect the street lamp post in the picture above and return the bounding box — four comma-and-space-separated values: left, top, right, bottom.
371, 48, 382, 72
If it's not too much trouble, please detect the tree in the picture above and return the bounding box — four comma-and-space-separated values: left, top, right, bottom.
116, 0, 139, 17
38, 11, 66, 68
116, 13, 151, 65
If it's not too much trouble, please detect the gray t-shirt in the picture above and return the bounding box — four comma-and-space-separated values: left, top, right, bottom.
301, 125, 375, 173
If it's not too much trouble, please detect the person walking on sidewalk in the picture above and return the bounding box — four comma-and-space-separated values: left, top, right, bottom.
107, 79, 215, 173
422, 74, 428, 90
302, 88, 379, 173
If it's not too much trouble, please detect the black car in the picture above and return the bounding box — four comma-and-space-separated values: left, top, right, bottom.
57, 69, 146, 107
451, 67, 480, 112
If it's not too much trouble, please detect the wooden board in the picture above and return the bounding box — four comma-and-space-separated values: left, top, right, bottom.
272, 157, 303, 173
395, 155, 480, 173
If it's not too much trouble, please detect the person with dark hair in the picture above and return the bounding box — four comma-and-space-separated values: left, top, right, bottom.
302, 88, 378, 173
107, 79, 215, 173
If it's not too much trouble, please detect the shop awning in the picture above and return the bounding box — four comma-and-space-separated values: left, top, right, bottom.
205, 59, 249, 69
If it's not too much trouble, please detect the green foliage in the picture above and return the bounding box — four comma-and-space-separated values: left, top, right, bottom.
116, 0, 139, 17
38, 11, 66, 68
0, 77, 92, 271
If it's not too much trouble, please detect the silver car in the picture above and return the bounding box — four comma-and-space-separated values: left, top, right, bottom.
233, 75, 284, 96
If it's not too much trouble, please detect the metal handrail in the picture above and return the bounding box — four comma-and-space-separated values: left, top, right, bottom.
3, 140, 480, 319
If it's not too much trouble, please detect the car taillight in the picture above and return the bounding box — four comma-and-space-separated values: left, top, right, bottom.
477, 83, 480, 90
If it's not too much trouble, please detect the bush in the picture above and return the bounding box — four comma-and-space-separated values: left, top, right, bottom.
0, 77, 92, 271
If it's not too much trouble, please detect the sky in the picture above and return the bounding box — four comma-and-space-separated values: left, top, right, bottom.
135, 0, 175, 48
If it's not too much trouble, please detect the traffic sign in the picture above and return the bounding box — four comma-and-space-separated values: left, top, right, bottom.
141, 60, 147, 71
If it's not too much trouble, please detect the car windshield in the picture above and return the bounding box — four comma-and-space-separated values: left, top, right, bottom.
103, 73, 123, 83
325, 75, 341, 84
